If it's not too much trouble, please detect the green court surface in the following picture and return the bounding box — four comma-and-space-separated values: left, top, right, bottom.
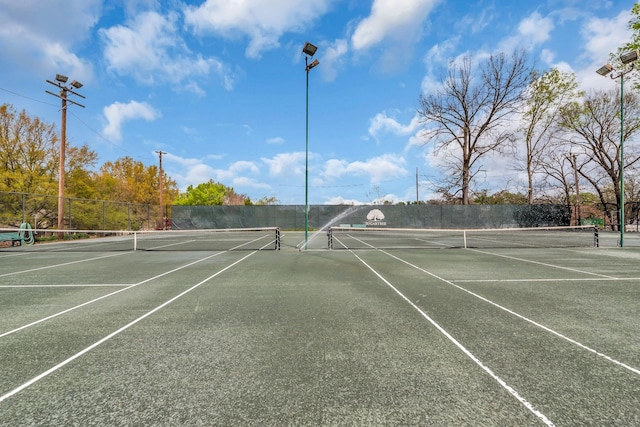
0, 231, 639, 426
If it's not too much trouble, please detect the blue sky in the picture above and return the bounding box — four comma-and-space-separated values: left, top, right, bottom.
0, 0, 636, 204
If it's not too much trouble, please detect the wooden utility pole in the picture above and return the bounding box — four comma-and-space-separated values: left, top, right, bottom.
46, 75, 85, 231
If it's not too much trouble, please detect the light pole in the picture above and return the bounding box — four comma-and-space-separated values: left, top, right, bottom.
155, 150, 167, 229
597, 50, 639, 247
302, 41, 319, 249
46, 74, 85, 231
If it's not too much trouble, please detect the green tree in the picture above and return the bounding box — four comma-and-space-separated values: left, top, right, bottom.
174, 179, 235, 205
95, 156, 178, 205
473, 190, 527, 204
255, 196, 278, 205
517, 68, 581, 203
0, 104, 58, 194
616, 3, 640, 70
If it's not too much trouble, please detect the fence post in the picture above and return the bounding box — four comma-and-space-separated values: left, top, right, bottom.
68, 198, 72, 229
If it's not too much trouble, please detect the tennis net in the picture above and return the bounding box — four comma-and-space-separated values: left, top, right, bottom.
0, 227, 281, 252
327, 225, 598, 250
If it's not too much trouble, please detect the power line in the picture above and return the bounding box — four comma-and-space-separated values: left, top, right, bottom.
1, 85, 154, 163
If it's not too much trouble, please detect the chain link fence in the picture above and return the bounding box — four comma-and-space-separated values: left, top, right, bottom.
0, 191, 164, 230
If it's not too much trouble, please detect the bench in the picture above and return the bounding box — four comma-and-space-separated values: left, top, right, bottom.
0, 223, 34, 246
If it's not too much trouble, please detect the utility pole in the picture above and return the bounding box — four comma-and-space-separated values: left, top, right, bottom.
155, 150, 167, 229
46, 74, 85, 231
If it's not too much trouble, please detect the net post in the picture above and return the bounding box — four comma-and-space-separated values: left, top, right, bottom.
327, 228, 333, 249
276, 228, 281, 250
594, 226, 599, 247
463, 230, 467, 249
133, 231, 137, 251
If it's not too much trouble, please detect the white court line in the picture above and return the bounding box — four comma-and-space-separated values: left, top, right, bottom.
467, 248, 617, 279
0, 252, 128, 278
0, 284, 131, 288
379, 249, 640, 377
453, 277, 640, 283
0, 250, 258, 404
0, 251, 226, 339
349, 250, 555, 427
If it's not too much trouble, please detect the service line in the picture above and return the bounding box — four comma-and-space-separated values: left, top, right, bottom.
0, 250, 258, 404
379, 249, 640, 377
0, 251, 226, 339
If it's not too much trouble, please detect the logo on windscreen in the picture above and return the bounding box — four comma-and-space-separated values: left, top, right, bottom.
365, 209, 387, 226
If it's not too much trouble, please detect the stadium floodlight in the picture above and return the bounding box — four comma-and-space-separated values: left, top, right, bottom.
45, 74, 86, 231
596, 50, 640, 247
306, 59, 319, 71
620, 49, 639, 64
302, 42, 320, 250
302, 42, 318, 57
596, 64, 613, 76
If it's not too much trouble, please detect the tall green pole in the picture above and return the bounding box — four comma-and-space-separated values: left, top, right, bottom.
620, 74, 625, 247
305, 56, 309, 250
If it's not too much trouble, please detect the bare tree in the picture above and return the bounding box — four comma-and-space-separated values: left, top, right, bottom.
418, 49, 532, 204
558, 89, 640, 230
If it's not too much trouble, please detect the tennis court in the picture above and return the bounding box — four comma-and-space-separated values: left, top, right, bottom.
0, 228, 639, 425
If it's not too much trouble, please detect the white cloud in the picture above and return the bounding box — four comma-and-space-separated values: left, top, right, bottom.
103, 100, 161, 141
164, 154, 218, 190
496, 11, 554, 53
351, 0, 439, 51
322, 154, 407, 184
267, 137, 286, 145
183, 0, 332, 59
231, 176, 271, 189
323, 159, 349, 180
518, 12, 554, 45
581, 10, 632, 63
230, 160, 260, 175
368, 111, 421, 141
214, 160, 260, 184
323, 196, 365, 205
0, 0, 98, 81
320, 39, 349, 82
262, 152, 307, 176
350, 0, 441, 72
575, 9, 633, 91
164, 154, 264, 191
100, 11, 232, 89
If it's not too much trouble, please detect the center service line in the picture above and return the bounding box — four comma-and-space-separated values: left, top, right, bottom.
0, 250, 258, 404
349, 250, 555, 426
